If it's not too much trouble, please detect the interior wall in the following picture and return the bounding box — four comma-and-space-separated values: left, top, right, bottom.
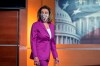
27, 0, 55, 66
19, 9, 27, 66
27, 0, 41, 66
27, 0, 100, 66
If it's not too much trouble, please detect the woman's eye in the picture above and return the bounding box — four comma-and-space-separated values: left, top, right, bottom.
45, 12, 48, 14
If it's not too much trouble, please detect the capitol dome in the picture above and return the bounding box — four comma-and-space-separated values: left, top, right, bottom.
55, 0, 80, 44
55, 1, 72, 23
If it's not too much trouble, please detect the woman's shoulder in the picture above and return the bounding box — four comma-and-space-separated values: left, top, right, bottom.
32, 21, 39, 26
31, 21, 40, 29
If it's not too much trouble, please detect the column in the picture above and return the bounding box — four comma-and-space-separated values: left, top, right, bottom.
77, 40, 79, 44
66, 36, 68, 44
73, 38, 75, 44
75, 39, 77, 44
60, 35, 63, 44
86, 17, 90, 38
56, 35, 59, 44
61, 36, 63, 44
94, 17, 97, 35
69, 37, 72, 44
67, 37, 69, 44
63, 36, 66, 44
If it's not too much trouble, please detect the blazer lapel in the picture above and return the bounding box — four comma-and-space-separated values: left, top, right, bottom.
38, 21, 50, 38
49, 23, 53, 39
38, 21, 53, 39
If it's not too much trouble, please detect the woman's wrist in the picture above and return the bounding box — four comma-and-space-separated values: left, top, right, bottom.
54, 57, 58, 60
34, 57, 39, 61
34, 57, 40, 65
34, 57, 38, 59
55, 57, 59, 64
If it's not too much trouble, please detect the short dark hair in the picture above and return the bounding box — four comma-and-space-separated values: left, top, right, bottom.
37, 5, 52, 23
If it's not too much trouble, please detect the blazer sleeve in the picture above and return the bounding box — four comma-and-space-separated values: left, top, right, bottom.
51, 35, 58, 59
30, 23, 38, 58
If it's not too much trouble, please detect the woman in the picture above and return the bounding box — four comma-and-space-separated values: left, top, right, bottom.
30, 5, 59, 66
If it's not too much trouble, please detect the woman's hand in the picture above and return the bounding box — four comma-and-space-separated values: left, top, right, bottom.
34, 57, 40, 66
55, 58, 59, 64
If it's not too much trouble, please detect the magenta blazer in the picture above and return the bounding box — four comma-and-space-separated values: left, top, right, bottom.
30, 20, 58, 60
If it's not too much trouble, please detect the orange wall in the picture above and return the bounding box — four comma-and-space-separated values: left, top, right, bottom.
27, 0, 100, 66
27, 0, 55, 48
27, 0, 41, 48
27, 0, 55, 66
19, 9, 27, 66
27, 0, 41, 65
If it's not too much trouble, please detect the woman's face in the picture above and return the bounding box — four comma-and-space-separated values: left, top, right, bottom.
41, 9, 49, 22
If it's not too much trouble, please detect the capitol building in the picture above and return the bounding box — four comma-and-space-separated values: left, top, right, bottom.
55, 1, 80, 44
55, 0, 100, 44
